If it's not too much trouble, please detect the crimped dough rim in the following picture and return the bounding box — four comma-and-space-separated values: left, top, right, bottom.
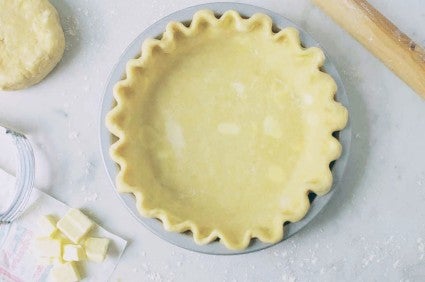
106, 10, 348, 250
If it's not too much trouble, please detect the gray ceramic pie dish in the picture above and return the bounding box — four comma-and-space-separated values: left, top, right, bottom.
99, 2, 351, 255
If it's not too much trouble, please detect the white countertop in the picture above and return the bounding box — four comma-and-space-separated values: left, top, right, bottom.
1, 0, 424, 281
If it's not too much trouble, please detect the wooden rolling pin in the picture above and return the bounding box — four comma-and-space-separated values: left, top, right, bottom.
312, 0, 425, 98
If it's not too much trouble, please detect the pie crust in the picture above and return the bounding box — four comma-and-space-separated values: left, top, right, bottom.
106, 10, 348, 250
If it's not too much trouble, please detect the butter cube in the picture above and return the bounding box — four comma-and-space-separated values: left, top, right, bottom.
50, 262, 81, 282
52, 232, 72, 245
57, 209, 94, 243
34, 237, 61, 258
38, 215, 57, 237
63, 244, 86, 262
84, 237, 110, 262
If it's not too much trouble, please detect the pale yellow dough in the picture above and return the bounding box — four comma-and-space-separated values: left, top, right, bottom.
0, 0, 65, 91
107, 10, 348, 250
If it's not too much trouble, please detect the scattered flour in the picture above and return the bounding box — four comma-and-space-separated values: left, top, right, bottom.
417, 238, 425, 260
417, 174, 424, 186
393, 260, 400, 269
83, 192, 98, 203
281, 272, 297, 282
68, 131, 80, 140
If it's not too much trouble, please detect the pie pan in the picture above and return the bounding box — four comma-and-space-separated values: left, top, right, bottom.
99, 2, 351, 255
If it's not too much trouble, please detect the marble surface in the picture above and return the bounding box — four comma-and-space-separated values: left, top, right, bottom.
0, 0, 424, 281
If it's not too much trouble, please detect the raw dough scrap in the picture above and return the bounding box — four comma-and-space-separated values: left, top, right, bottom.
0, 0, 65, 91
107, 10, 348, 250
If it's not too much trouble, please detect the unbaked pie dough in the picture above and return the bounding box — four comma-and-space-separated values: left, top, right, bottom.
0, 0, 65, 91
107, 10, 348, 250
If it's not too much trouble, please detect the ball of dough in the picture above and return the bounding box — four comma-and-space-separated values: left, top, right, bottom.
0, 0, 65, 91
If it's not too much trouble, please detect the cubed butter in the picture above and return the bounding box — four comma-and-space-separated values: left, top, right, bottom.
52, 232, 72, 245
50, 262, 81, 282
63, 244, 86, 262
84, 237, 110, 262
57, 209, 94, 243
34, 237, 61, 258
38, 215, 57, 237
